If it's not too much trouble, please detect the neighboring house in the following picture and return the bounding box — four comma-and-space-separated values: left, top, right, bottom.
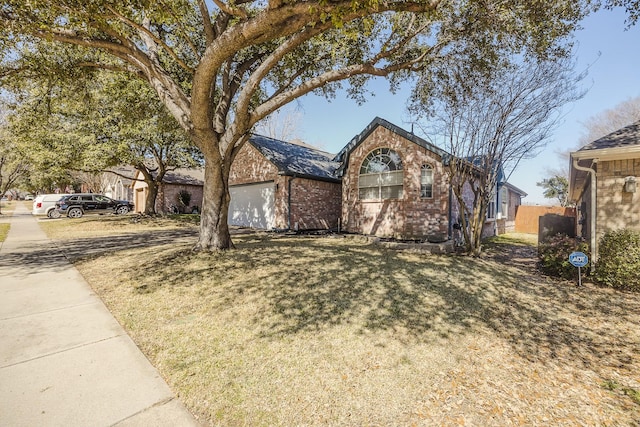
569, 120, 640, 264
228, 135, 342, 230
132, 168, 204, 213
334, 117, 524, 240
495, 182, 528, 234
103, 166, 135, 201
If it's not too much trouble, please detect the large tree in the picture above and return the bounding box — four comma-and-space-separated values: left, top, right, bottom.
7, 70, 202, 214
412, 56, 585, 254
1, 1, 596, 250
0, 112, 29, 214
537, 175, 570, 207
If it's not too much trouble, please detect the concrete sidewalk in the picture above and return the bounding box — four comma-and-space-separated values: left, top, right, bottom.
0, 204, 200, 427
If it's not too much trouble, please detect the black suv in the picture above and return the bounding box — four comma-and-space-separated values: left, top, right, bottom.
55, 194, 134, 218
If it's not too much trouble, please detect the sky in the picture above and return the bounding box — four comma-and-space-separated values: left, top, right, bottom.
289, 7, 640, 206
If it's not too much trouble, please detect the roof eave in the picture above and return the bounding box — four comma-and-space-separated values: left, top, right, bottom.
572, 144, 640, 161
278, 171, 341, 183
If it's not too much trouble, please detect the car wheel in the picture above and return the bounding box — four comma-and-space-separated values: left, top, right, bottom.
67, 207, 83, 218
116, 205, 130, 215
47, 209, 61, 219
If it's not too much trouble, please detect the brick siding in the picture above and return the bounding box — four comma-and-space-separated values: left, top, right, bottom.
341, 126, 450, 239
596, 158, 640, 240
157, 183, 204, 213
289, 177, 342, 230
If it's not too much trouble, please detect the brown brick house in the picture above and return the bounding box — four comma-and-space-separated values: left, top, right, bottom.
333, 117, 526, 241
228, 135, 342, 230
132, 168, 204, 213
334, 117, 455, 240
569, 120, 640, 265
132, 117, 525, 240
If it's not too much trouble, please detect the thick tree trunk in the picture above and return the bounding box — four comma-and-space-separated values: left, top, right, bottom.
194, 158, 234, 251
144, 181, 159, 215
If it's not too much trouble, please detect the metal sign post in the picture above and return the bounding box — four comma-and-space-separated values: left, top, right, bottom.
569, 251, 589, 286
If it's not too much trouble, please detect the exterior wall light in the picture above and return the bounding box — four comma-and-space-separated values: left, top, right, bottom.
624, 176, 637, 193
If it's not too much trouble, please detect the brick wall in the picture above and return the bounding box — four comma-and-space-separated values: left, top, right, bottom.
341, 126, 450, 239
289, 177, 342, 230
157, 183, 204, 213
596, 158, 640, 240
229, 143, 280, 185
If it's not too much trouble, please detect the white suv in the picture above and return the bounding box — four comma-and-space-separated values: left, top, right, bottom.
32, 194, 69, 218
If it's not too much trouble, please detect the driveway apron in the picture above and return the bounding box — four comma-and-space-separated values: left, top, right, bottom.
0, 204, 199, 427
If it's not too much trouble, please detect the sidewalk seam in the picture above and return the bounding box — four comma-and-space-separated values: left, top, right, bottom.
0, 333, 124, 370
109, 396, 178, 427
0, 300, 100, 321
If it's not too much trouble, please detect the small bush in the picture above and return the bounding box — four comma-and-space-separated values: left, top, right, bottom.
177, 190, 192, 208
538, 233, 589, 280
595, 229, 640, 291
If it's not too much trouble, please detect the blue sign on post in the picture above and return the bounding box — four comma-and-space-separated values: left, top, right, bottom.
569, 251, 589, 286
569, 252, 589, 268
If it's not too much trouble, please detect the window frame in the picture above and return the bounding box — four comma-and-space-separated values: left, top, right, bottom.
358, 148, 404, 201
420, 164, 434, 199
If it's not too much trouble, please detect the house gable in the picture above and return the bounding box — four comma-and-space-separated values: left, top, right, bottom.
339, 118, 450, 239
334, 117, 448, 178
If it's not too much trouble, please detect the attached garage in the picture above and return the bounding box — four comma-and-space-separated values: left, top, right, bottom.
228, 181, 275, 229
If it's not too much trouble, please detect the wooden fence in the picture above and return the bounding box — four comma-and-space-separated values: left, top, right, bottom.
514, 205, 576, 234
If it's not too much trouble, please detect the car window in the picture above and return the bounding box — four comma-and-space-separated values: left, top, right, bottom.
94, 195, 111, 202
80, 195, 93, 201
68, 196, 79, 202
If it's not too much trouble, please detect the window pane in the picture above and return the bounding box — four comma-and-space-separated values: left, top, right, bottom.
379, 170, 403, 186
421, 185, 432, 198
421, 170, 433, 185
361, 148, 403, 174
359, 187, 379, 200
358, 173, 380, 188
381, 185, 403, 199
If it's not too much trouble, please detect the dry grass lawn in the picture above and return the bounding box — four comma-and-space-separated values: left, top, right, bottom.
0, 223, 9, 242
42, 216, 640, 426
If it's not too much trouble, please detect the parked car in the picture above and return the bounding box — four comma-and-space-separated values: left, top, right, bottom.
54, 194, 134, 218
24, 194, 34, 201
32, 194, 69, 218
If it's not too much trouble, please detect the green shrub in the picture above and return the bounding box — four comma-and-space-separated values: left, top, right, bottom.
177, 190, 192, 208
595, 229, 640, 291
538, 233, 590, 280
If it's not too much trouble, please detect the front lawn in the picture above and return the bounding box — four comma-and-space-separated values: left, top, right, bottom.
42, 218, 640, 426
0, 223, 9, 242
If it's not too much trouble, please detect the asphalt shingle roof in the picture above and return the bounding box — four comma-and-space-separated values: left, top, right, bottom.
248, 134, 341, 182
578, 120, 640, 152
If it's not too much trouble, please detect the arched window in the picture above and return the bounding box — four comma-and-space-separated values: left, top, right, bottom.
358, 148, 403, 200
420, 164, 434, 198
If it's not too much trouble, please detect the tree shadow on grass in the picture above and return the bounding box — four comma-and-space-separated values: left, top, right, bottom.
0, 228, 199, 276
57, 232, 640, 379
204, 237, 640, 376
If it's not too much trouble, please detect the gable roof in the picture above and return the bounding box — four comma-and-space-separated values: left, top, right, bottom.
572, 120, 640, 159
106, 165, 137, 185
570, 120, 640, 202
502, 182, 528, 197
163, 168, 204, 185
333, 117, 449, 177
130, 168, 204, 186
248, 134, 341, 182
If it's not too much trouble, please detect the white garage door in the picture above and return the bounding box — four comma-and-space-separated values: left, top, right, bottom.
228, 182, 275, 229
